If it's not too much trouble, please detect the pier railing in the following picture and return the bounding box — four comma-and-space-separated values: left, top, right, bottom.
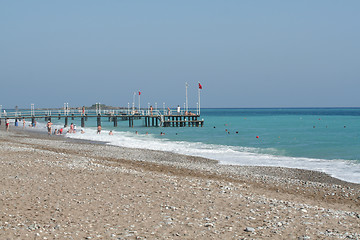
0, 108, 199, 118
0, 108, 204, 128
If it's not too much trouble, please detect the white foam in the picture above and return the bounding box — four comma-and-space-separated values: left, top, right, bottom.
66, 128, 360, 184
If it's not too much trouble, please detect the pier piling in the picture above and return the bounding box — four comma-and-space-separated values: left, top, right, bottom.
97, 115, 101, 127
113, 116, 117, 127
81, 117, 85, 128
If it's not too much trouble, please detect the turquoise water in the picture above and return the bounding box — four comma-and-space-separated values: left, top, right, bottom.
35, 108, 360, 183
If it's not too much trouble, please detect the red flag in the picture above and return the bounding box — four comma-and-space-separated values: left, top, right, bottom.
198, 83, 202, 89
139, 91, 141, 95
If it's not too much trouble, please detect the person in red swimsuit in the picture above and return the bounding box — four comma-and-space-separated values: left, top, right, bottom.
5, 118, 9, 131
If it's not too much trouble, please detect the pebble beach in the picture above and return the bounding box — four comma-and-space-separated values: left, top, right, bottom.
0, 127, 359, 239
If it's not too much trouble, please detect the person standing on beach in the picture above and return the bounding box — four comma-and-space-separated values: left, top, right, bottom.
5, 118, 9, 131
22, 118, 26, 129
97, 125, 101, 134
46, 121, 53, 135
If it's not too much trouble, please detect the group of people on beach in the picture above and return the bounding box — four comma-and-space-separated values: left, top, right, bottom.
4, 118, 36, 132
46, 121, 64, 135
3, 118, 171, 137
53, 128, 64, 135
45, 121, 83, 136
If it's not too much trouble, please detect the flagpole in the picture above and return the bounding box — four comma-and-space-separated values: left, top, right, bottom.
185, 82, 188, 113
198, 87, 201, 115
138, 91, 141, 114
132, 92, 135, 114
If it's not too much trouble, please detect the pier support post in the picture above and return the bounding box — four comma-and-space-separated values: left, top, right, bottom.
156, 117, 159, 127
64, 117, 68, 127
145, 117, 147, 127
48, 116, 51, 122
152, 117, 154, 127
113, 116, 117, 127
0, 118, 1, 125
97, 115, 101, 127
129, 117, 134, 127
58, 114, 61, 120
45, 115, 48, 122
85, 114, 88, 121
81, 117, 85, 128
71, 114, 74, 120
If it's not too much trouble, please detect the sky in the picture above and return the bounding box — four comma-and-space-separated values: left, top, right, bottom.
1, 1, 359, 109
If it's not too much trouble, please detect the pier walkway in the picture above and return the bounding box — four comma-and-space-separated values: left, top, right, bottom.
0, 109, 204, 128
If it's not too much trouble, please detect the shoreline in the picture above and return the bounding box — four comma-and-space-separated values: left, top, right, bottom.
1, 127, 359, 239
18, 125, 360, 187
6, 116, 360, 185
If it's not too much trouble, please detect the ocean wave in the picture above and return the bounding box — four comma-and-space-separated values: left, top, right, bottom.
65, 127, 360, 184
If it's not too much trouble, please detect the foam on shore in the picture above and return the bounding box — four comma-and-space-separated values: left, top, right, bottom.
61, 126, 360, 184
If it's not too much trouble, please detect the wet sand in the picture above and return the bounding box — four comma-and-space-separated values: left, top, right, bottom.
0, 127, 359, 239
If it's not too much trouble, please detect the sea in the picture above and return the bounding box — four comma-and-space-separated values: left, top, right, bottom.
15, 108, 360, 184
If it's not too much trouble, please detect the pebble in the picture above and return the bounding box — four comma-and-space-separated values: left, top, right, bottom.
0, 129, 359, 239
245, 227, 255, 232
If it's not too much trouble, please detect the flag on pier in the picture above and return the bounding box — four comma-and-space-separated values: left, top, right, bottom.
139, 91, 141, 95
198, 83, 202, 89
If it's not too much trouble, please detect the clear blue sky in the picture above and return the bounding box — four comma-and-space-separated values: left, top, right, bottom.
1, 1, 359, 109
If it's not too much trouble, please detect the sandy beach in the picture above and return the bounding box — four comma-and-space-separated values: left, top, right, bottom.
0, 127, 359, 239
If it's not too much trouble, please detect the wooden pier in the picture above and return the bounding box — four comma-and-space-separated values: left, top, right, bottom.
0, 109, 204, 128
